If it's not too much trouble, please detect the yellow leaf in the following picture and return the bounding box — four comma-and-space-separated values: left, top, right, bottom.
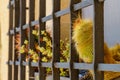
32, 53, 39, 59
42, 57, 48, 62
43, 37, 48, 42
41, 30, 45, 35
32, 30, 39, 36
24, 40, 29, 44
20, 48, 25, 53
28, 49, 34, 55
39, 47, 45, 53
32, 59, 37, 62
36, 45, 41, 51
20, 45, 25, 53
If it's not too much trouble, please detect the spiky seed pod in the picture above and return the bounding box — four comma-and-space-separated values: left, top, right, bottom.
72, 17, 120, 80
72, 17, 93, 63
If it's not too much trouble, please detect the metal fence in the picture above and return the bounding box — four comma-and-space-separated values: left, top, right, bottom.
7, 0, 120, 80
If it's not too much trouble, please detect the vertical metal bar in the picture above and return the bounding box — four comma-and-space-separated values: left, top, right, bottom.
13, 0, 20, 80
69, 0, 81, 80
38, 0, 46, 80
29, 0, 35, 80
8, 0, 14, 80
19, 0, 26, 80
52, 0, 60, 80
93, 0, 104, 80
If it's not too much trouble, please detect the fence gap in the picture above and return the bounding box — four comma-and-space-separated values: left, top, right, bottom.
29, 0, 35, 80
8, 0, 14, 80
93, 0, 104, 80
52, 0, 60, 80
38, 0, 46, 80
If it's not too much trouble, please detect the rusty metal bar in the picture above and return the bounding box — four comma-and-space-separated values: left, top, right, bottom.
9, 0, 94, 34
93, 0, 104, 80
13, 0, 20, 80
38, 0, 46, 80
52, 0, 60, 80
69, 0, 81, 80
8, 0, 14, 80
19, 0, 26, 80
29, 0, 35, 80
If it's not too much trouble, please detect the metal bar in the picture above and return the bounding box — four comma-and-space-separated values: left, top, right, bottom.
55, 8, 70, 17
38, 0, 46, 80
74, 0, 93, 11
29, 0, 35, 80
31, 62, 39, 67
8, 0, 15, 8
13, 0, 20, 80
8, 1, 14, 79
15, 61, 20, 65
41, 62, 52, 68
22, 61, 29, 66
98, 64, 120, 72
8, 0, 94, 33
52, 0, 61, 80
22, 24, 29, 29
19, 0, 26, 80
15, 27, 20, 32
74, 63, 93, 70
41, 15, 52, 22
10, 29, 14, 34
69, 0, 81, 80
93, 0, 104, 80
54, 62, 69, 69
31, 20, 39, 26
9, 60, 14, 65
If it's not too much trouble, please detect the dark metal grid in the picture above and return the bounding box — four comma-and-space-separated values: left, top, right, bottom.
7, 0, 120, 80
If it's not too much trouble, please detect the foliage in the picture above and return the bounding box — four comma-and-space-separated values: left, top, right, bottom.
19, 28, 70, 76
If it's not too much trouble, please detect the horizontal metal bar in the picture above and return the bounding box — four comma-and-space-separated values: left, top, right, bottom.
10, 29, 14, 35
73, 63, 93, 70
8, 0, 94, 34
74, 0, 93, 11
22, 61, 29, 66
98, 64, 120, 72
55, 8, 70, 17
22, 24, 29, 30
41, 62, 52, 68
15, 27, 20, 32
11, 0, 15, 5
31, 62, 39, 67
31, 20, 39, 26
9, 60, 14, 65
15, 61, 20, 65
8, 0, 15, 9
54, 62, 69, 68
41, 15, 52, 22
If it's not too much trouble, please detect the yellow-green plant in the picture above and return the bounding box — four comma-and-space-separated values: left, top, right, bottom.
19, 28, 69, 76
